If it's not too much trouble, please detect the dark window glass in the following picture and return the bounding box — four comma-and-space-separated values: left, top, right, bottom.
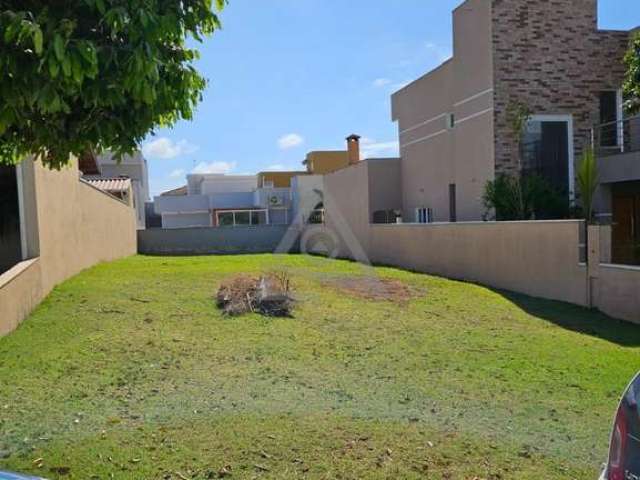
600, 91, 619, 148
449, 184, 457, 223
0, 166, 22, 274
522, 120, 569, 195
218, 212, 234, 227
235, 211, 250, 226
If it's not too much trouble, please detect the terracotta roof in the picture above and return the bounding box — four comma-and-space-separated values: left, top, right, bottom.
84, 176, 132, 193
161, 185, 188, 196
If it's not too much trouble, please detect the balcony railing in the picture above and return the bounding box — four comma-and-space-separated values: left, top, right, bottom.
592, 114, 640, 157
307, 209, 325, 225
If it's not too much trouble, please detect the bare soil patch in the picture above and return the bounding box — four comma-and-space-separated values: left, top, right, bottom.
323, 276, 421, 303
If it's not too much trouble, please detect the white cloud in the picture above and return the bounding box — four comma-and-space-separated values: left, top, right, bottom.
169, 168, 185, 178
142, 137, 199, 160
192, 161, 237, 174
277, 133, 304, 150
372, 78, 392, 88
360, 138, 400, 159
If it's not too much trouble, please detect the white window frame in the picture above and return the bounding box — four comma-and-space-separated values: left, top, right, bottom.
445, 113, 455, 130
15, 164, 28, 260
263, 180, 275, 189
268, 207, 289, 225
415, 207, 432, 224
526, 114, 575, 201
216, 209, 269, 227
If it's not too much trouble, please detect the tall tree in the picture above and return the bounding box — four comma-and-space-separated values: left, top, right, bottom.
0, 0, 225, 169
624, 32, 640, 115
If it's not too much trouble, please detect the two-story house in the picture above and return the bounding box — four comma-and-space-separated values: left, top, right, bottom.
391, 0, 635, 230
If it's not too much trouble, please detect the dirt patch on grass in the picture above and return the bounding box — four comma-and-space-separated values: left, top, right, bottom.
216, 272, 294, 317
323, 276, 421, 303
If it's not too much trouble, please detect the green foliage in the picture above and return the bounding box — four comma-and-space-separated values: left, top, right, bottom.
576, 148, 599, 224
0, 0, 226, 169
506, 101, 531, 141
624, 32, 640, 115
483, 173, 570, 221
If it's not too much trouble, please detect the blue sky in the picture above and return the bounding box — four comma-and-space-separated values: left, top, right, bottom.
144, 0, 640, 196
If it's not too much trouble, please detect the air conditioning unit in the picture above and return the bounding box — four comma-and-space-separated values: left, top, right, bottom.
269, 194, 283, 207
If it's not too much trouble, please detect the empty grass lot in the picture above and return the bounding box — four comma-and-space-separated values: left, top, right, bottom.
1, 254, 640, 479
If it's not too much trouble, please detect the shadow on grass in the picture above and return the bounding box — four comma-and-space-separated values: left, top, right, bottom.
497, 290, 640, 347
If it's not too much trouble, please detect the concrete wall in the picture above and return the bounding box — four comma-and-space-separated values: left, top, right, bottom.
324, 162, 372, 258
258, 171, 307, 188
162, 212, 211, 229
598, 151, 640, 184
594, 264, 640, 323
367, 159, 402, 221
305, 151, 350, 175
321, 162, 639, 322
138, 225, 292, 255
0, 259, 43, 336
0, 158, 137, 336
369, 221, 588, 306
34, 163, 137, 293
291, 175, 324, 224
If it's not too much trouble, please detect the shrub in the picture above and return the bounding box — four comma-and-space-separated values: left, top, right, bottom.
483, 173, 570, 221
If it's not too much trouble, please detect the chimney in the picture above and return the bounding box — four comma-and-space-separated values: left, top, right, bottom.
346, 134, 361, 165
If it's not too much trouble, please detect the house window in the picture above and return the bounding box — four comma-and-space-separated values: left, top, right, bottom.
235, 211, 251, 226
445, 113, 455, 130
415, 207, 432, 224
216, 209, 269, 227
372, 210, 400, 224
251, 211, 267, 225
599, 90, 623, 148
263, 180, 275, 189
522, 115, 574, 200
449, 184, 457, 222
218, 212, 234, 227
0, 165, 22, 275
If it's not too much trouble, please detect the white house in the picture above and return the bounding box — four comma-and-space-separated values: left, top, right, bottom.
154, 173, 293, 229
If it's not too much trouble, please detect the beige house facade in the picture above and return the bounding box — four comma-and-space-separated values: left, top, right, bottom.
391, 0, 634, 224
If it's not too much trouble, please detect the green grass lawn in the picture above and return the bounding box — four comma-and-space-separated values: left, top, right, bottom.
1, 254, 639, 479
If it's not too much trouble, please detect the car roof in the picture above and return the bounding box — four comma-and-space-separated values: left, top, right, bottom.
0, 472, 44, 480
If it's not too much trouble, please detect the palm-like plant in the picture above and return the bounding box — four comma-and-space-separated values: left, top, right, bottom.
576, 148, 599, 224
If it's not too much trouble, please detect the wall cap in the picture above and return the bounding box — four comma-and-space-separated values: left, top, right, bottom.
0, 258, 40, 290
600, 263, 640, 273
371, 219, 585, 228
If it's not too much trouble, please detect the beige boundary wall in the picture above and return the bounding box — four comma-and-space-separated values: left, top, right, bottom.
327, 219, 639, 323
322, 162, 639, 323
0, 159, 137, 336
593, 264, 640, 323
368, 221, 589, 307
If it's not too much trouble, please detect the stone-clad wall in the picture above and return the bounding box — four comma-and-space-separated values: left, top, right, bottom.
492, 0, 629, 177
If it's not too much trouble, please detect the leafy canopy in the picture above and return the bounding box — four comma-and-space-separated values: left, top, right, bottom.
624, 32, 640, 115
0, 0, 225, 169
